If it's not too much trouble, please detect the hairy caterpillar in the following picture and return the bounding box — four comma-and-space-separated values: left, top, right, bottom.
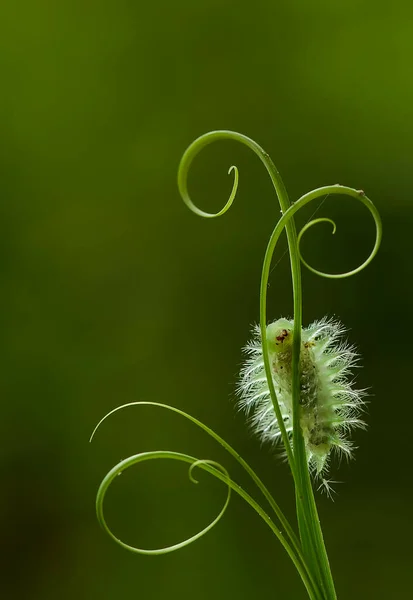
238, 318, 366, 492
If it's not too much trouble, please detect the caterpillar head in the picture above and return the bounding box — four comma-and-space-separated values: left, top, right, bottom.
266, 319, 294, 355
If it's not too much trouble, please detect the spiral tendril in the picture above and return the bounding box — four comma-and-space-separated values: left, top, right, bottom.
94, 451, 231, 556
90, 402, 305, 565
294, 188, 382, 278
178, 130, 381, 280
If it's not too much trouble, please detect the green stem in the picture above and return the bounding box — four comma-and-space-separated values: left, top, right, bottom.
260, 212, 332, 598
179, 130, 337, 595
178, 131, 381, 598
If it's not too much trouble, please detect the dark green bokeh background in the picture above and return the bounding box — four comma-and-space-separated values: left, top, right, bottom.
1, 2, 411, 599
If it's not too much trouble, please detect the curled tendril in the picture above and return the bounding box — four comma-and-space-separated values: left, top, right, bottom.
178, 131, 382, 281
180, 163, 238, 218
91, 402, 319, 597
90, 401, 290, 535
298, 217, 337, 275
294, 188, 382, 279
259, 187, 381, 479
95, 452, 231, 556
178, 131, 243, 218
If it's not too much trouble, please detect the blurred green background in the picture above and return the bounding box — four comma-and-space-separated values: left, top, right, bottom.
1, 1, 412, 599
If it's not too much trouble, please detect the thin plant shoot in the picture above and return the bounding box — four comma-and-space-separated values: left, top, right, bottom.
91, 130, 382, 600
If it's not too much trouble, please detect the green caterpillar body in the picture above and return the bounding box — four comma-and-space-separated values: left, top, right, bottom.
239, 318, 366, 486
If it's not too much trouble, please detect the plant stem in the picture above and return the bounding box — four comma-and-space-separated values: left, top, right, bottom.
178, 130, 382, 599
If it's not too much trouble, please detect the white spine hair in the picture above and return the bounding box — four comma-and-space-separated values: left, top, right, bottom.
238, 318, 366, 489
